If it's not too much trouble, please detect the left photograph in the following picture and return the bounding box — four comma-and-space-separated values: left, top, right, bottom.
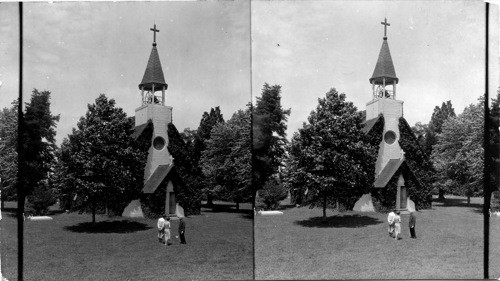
1, 2, 252, 280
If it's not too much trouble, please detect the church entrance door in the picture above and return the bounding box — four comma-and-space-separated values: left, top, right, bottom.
169, 192, 176, 214
400, 186, 407, 209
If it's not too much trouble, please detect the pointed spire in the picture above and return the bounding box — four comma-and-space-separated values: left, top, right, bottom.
138, 25, 168, 92
369, 19, 398, 85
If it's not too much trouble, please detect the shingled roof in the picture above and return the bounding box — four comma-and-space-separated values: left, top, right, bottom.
142, 164, 173, 194
361, 116, 381, 134
138, 45, 168, 92
369, 39, 399, 85
374, 158, 403, 188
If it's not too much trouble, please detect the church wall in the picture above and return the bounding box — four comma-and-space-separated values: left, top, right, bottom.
368, 98, 404, 174
136, 104, 174, 181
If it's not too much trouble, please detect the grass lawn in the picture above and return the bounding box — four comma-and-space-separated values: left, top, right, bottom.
1, 201, 253, 281
255, 195, 492, 279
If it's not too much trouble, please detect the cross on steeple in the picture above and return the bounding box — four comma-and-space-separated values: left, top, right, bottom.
150, 24, 160, 45
381, 18, 390, 39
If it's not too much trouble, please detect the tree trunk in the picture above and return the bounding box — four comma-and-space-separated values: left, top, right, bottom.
207, 194, 214, 207
467, 183, 471, 207
92, 204, 96, 224
322, 193, 327, 219
236, 202, 240, 211
438, 188, 446, 201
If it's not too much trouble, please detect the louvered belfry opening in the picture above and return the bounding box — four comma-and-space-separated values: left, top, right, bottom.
369, 18, 398, 100
139, 24, 168, 106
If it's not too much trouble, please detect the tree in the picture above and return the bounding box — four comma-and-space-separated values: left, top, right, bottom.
411, 122, 428, 149
431, 99, 483, 206
193, 107, 224, 164
424, 100, 456, 200
53, 94, 147, 223
200, 107, 252, 210
0, 100, 18, 205
283, 89, 377, 218
425, 101, 456, 151
22, 89, 60, 200
253, 83, 291, 192
258, 179, 288, 210
193, 107, 224, 206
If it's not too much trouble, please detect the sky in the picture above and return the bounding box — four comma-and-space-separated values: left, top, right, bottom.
0, 1, 498, 145
0, 3, 20, 110
0, 1, 251, 145
252, 0, 499, 139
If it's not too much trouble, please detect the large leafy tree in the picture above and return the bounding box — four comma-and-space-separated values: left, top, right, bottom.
284, 89, 377, 218
193, 107, 224, 164
411, 122, 428, 149
200, 107, 252, 210
253, 83, 291, 192
425, 101, 456, 154
22, 89, 60, 197
431, 99, 483, 206
487, 91, 500, 210
53, 94, 147, 223
0, 100, 19, 203
192, 107, 224, 206
423, 100, 456, 200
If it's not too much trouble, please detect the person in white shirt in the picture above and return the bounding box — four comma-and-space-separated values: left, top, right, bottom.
164, 217, 172, 246
157, 216, 166, 244
387, 210, 395, 237
394, 211, 402, 240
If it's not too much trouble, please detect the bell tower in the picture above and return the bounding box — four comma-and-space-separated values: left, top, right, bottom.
366, 18, 404, 175
135, 24, 174, 206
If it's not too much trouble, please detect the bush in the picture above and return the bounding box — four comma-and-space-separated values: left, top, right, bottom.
26, 183, 57, 216
492, 191, 500, 212
258, 179, 288, 210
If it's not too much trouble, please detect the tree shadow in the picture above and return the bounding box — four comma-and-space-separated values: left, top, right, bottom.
433, 197, 483, 210
295, 214, 383, 228
64, 220, 152, 233
201, 203, 253, 220
278, 203, 297, 210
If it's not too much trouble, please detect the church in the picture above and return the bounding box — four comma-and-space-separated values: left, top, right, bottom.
122, 24, 200, 218
353, 19, 432, 212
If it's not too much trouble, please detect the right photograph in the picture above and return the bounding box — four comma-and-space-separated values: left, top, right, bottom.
252, 1, 498, 279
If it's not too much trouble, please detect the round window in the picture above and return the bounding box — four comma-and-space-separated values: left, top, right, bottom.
384, 131, 397, 145
153, 136, 166, 150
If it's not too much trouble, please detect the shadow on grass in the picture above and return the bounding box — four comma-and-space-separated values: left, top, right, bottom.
64, 220, 152, 233
433, 198, 483, 213
278, 203, 297, 211
294, 214, 382, 228
201, 203, 253, 220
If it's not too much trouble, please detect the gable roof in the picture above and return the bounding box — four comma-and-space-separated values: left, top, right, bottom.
132, 123, 149, 140
374, 158, 404, 188
142, 164, 174, 194
361, 116, 381, 134
138, 45, 168, 92
369, 39, 398, 85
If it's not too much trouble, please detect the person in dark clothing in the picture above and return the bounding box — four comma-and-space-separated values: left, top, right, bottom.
409, 212, 417, 238
179, 217, 186, 244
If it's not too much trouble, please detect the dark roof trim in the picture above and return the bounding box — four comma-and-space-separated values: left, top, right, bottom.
132, 123, 148, 140
361, 116, 381, 134
142, 164, 174, 194
374, 158, 404, 188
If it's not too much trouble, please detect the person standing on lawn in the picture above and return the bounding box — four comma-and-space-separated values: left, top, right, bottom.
393, 211, 401, 240
179, 217, 186, 244
157, 216, 167, 244
164, 217, 172, 245
387, 210, 395, 237
409, 212, 417, 238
